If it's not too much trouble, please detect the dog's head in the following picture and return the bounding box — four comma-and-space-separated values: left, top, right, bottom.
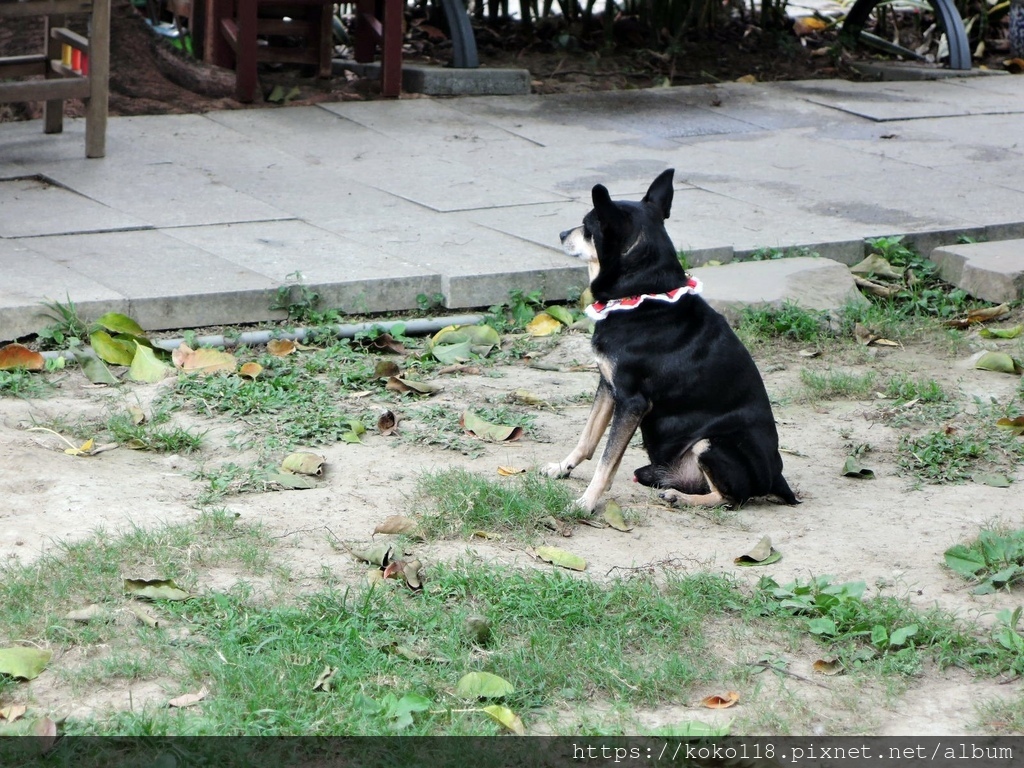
560, 169, 687, 302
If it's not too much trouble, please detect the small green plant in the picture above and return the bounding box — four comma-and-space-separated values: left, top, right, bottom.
415, 468, 582, 539
752, 575, 1009, 676
270, 272, 341, 326
749, 247, 784, 261
944, 528, 1024, 594
38, 296, 90, 348
0, 369, 51, 398
883, 373, 949, 404
415, 292, 446, 314
488, 289, 545, 331
106, 408, 205, 453
861, 237, 972, 321
739, 302, 829, 344
799, 368, 876, 400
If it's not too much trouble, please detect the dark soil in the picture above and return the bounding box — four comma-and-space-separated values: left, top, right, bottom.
0, 0, 1019, 120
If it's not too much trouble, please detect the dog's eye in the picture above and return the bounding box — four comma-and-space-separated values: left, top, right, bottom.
582, 225, 592, 240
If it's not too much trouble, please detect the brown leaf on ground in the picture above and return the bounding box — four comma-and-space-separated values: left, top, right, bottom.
701, 691, 740, 709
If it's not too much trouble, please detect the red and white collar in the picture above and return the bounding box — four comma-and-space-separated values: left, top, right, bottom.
585, 277, 703, 321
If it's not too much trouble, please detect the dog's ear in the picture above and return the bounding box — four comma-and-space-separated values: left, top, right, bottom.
592, 183, 617, 219
642, 169, 675, 220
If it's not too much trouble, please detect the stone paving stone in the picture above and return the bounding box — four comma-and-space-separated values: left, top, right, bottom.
163, 220, 442, 314
931, 239, 1024, 303
0, 177, 146, 238
0, 239, 128, 341
691, 256, 867, 324
42, 161, 293, 229
23, 230, 281, 330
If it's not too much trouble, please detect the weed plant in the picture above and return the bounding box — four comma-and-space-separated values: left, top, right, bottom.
415, 468, 582, 539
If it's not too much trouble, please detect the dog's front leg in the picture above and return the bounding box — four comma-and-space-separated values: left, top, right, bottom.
542, 379, 613, 478
576, 396, 647, 513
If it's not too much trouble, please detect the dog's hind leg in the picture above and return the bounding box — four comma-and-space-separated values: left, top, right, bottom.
542, 379, 613, 479
652, 439, 726, 508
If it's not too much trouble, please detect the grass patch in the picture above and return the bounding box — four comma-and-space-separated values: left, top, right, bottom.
737, 301, 830, 346
401, 405, 537, 457
62, 564, 736, 735
799, 368, 877, 400
944, 527, 1024, 595
106, 408, 205, 453
883, 373, 950, 404
0, 369, 52, 398
415, 468, 582, 540
897, 407, 1024, 484
751, 575, 1020, 678
0, 508, 273, 643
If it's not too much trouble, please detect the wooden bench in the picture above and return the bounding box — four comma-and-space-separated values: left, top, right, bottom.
204, 0, 334, 102
0, 0, 111, 158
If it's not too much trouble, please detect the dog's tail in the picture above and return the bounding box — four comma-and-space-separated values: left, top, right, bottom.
771, 473, 800, 505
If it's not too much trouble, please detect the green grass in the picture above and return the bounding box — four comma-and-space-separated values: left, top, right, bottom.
738, 301, 830, 346
0, 369, 52, 398
750, 575, 1020, 678
106, 408, 205, 453
415, 468, 583, 539
882, 373, 950, 404
897, 407, 1024, 484
799, 368, 877, 400
944, 528, 1024, 596
4, 512, 1024, 736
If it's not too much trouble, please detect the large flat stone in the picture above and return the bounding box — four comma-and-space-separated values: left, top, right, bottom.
0, 239, 129, 342
0, 177, 146, 238
690, 256, 867, 323
23, 230, 282, 330
164, 220, 442, 314
930, 240, 1024, 303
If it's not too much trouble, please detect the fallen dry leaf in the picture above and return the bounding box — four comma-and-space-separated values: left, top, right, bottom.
168, 688, 208, 708
0, 704, 27, 722
701, 691, 740, 709
812, 658, 845, 676
267, 339, 297, 356
497, 465, 526, 476
0, 343, 45, 371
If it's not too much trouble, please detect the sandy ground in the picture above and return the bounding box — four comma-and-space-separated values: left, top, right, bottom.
2, 330, 1023, 734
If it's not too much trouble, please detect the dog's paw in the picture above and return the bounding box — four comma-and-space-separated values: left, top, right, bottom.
571, 495, 598, 516
658, 489, 685, 506
541, 461, 573, 479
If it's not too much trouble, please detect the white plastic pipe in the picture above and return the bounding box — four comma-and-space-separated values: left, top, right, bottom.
41, 314, 486, 359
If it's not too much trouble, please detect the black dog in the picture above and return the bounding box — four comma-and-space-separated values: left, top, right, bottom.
543, 169, 798, 512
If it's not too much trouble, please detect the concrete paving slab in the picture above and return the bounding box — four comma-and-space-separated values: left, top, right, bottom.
778, 79, 1024, 121
23, 230, 282, 330
691, 256, 867, 323
0, 239, 129, 341
319, 98, 525, 145
686, 82, 863, 132
334, 61, 531, 96
41, 160, 294, 229
930, 239, 1024, 303
448, 95, 673, 147
5, 77, 1024, 339
0, 176, 147, 238
163, 220, 442, 314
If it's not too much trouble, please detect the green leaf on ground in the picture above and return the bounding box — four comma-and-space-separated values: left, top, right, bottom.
534, 545, 586, 571
975, 352, 1023, 375
461, 410, 523, 442
90, 331, 135, 366
481, 704, 526, 734
456, 671, 514, 699
124, 578, 191, 601
71, 347, 118, 385
129, 344, 171, 383
842, 456, 875, 479
0, 647, 52, 680
95, 312, 145, 336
